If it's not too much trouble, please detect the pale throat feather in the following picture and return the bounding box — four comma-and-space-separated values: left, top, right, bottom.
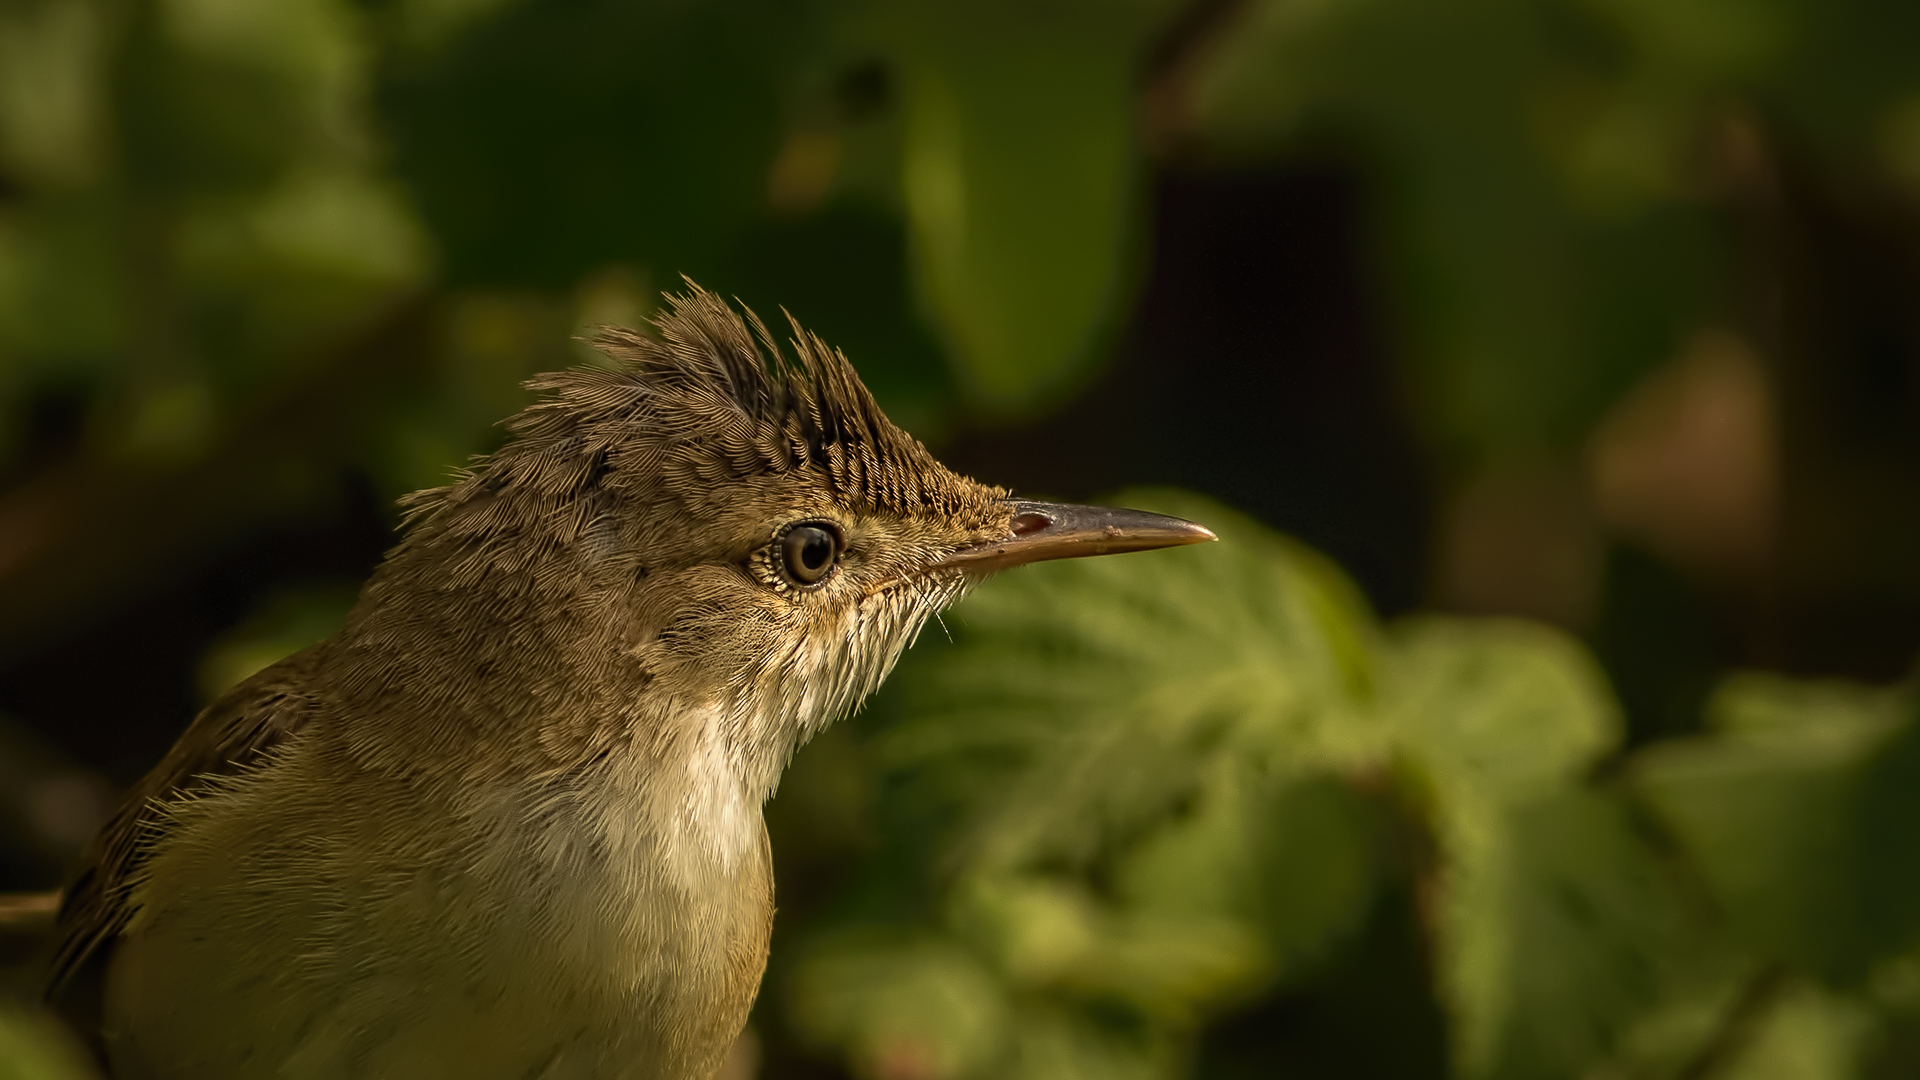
686, 577, 968, 870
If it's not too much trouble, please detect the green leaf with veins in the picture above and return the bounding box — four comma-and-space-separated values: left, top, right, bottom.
1376, 619, 1703, 1080
888, 490, 1382, 873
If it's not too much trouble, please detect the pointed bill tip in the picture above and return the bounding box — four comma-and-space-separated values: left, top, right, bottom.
934, 500, 1216, 574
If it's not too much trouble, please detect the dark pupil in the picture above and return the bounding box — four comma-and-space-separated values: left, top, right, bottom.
797, 531, 832, 570
784, 526, 838, 582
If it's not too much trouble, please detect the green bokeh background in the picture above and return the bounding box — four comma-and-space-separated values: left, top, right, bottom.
3, 0, 1920, 1076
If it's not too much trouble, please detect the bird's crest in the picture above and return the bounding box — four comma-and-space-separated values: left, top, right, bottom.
400, 282, 998, 536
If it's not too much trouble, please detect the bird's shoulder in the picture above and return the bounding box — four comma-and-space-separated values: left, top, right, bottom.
45, 647, 323, 1031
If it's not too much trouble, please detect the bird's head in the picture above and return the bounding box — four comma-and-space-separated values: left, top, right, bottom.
347, 285, 1210, 793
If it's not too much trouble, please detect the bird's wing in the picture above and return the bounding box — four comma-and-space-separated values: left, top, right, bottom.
45, 647, 321, 1036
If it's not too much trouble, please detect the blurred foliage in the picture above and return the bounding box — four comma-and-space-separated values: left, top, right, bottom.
1635, 675, 1920, 985
0, 998, 92, 1080
4, 0, 1919, 461
1190, 0, 1919, 461
194, 578, 358, 698
3, 0, 1920, 1076
780, 493, 1920, 1080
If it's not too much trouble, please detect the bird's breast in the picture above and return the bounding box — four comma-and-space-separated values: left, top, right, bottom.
106, 735, 773, 1079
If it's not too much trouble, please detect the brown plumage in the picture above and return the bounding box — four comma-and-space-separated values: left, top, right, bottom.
47, 284, 1211, 1079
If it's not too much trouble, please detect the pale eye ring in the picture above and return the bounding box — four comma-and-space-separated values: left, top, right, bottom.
778, 521, 844, 586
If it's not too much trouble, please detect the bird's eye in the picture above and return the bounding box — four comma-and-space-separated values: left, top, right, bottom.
778, 522, 843, 586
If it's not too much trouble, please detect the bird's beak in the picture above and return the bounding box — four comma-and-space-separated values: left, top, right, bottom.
932, 500, 1216, 574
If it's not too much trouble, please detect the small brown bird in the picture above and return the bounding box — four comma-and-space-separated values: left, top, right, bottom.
46, 285, 1212, 1079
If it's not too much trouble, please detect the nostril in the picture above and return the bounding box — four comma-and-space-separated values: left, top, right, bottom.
1010, 512, 1052, 537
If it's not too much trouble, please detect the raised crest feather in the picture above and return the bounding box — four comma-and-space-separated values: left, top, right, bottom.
399, 282, 989, 538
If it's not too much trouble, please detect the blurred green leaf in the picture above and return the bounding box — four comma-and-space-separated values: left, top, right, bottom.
116, 8, 313, 198
789, 932, 1011, 1080
1118, 773, 1380, 990
0, 0, 109, 188
800, 494, 1778, 1080
1186, 0, 1722, 459
949, 870, 1272, 1023
888, 490, 1381, 873
1000, 1007, 1172, 1080
1633, 673, 1920, 982
0, 0, 429, 473
197, 580, 359, 699
0, 1000, 96, 1080
1437, 786, 1699, 1080
1717, 981, 1880, 1080
1385, 617, 1622, 796
886, 0, 1165, 414
1377, 619, 1701, 1080
0, 194, 120, 370
379, 0, 798, 287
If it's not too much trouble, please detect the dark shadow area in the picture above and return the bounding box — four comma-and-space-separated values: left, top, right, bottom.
948, 165, 1433, 616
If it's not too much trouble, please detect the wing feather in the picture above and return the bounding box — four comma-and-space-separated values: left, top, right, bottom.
45, 647, 321, 1041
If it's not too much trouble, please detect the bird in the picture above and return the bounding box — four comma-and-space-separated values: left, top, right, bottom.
45, 283, 1213, 1080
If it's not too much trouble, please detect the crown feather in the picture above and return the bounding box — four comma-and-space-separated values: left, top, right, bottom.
398, 283, 997, 543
